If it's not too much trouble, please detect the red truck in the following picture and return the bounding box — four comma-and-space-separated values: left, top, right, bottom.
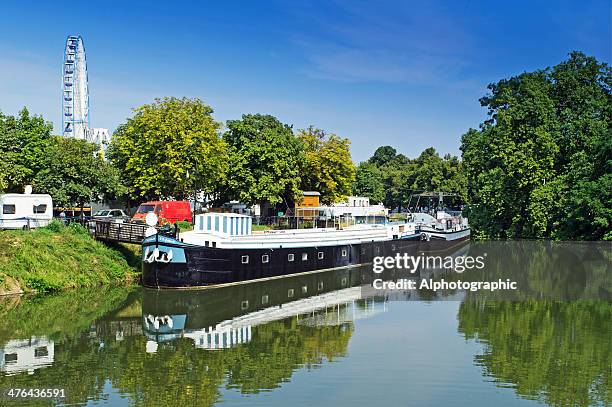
132, 201, 192, 224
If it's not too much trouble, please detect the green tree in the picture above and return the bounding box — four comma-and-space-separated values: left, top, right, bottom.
108, 97, 228, 201
461, 52, 611, 239
224, 114, 303, 206
368, 145, 397, 167
358, 146, 466, 211
33, 137, 122, 207
0, 108, 53, 193
298, 126, 356, 204
353, 161, 385, 203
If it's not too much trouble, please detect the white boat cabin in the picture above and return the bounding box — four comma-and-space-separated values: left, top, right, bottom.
182, 212, 416, 250
194, 213, 252, 237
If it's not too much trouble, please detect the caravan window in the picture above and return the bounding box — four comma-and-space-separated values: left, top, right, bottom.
33, 204, 47, 214
2, 205, 15, 214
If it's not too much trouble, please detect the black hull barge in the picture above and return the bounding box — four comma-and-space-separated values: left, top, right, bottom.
142, 212, 470, 289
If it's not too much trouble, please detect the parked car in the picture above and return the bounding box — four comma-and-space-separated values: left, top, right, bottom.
132, 201, 192, 224
0, 192, 53, 230
93, 209, 130, 223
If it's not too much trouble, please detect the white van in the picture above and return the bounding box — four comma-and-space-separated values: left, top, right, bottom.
0, 192, 53, 230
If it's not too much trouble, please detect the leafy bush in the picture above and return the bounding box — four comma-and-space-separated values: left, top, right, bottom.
176, 221, 193, 231
45, 219, 65, 232
67, 222, 88, 235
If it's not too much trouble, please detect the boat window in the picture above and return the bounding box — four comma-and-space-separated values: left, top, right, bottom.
318, 251, 324, 259
35, 346, 48, 358
2, 205, 15, 215
261, 295, 269, 305
33, 204, 47, 214
154, 205, 162, 214
262, 254, 269, 263
318, 281, 324, 290
288, 253, 294, 262
301, 285, 308, 294
241, 255, 249, 264
212, 242, 217, 248
94, 210, 109, 216
302, 253, 308, 261
342, 249, 348, 257
288, 289, 294, 298
241, 300, 248, 310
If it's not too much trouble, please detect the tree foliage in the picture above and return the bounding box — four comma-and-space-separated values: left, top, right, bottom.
0, 109, 118, 208
224, 114, 303, 206
461, 52, 611, 240
0, 108, 53, 193
353, 161, 385, 204
108, 97, 228, 201
354, 145, 466, 210
297, 126, 356, 204
33, 137, 123, 207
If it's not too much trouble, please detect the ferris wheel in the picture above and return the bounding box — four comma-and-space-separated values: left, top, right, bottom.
62, 35, 90, 139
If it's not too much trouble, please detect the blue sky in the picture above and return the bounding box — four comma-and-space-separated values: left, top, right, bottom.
0, 1, 609, 161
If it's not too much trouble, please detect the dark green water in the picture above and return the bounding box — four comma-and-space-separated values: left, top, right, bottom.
0, 241, 609, 406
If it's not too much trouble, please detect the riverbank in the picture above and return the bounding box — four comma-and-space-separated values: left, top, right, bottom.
0, 221, 140, 295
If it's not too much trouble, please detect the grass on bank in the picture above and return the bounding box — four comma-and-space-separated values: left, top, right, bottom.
0, 220, 140, 294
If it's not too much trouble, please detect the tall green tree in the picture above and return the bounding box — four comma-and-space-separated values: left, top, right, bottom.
0, 108, 53, 193
353, 161, 385, 203
108, 97, 228, 201
33, 137, 123, 207
224, 114, 303, 206
461, 52, 611, 240
356, 146, 466, 211
298, 126, 356, 204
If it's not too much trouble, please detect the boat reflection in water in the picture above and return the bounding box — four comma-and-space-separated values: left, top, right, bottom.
142, 240, 473, 351
142, 265, 391, 351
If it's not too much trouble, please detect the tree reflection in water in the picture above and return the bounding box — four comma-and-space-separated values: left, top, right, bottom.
458, 300, 610, 407
0, 242, 609, 407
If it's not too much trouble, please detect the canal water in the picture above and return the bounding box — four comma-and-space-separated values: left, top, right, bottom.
0, 241, 609, 406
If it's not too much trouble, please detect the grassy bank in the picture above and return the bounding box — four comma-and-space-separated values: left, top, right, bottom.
0, 221, 140, 295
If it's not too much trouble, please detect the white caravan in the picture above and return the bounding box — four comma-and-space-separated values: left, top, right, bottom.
0, 191, 53, 229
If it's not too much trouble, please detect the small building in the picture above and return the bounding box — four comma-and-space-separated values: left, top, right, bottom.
296, 191, 321, 218
0, 187, 53, 229
297, 191, 321, 208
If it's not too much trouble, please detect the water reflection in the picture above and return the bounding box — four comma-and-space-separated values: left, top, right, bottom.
458, 300, 611, 407
142, 267, 386, 352
0, 241, 608, 407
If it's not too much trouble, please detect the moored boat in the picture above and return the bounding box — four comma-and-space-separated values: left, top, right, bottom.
141, 209, 470, 289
